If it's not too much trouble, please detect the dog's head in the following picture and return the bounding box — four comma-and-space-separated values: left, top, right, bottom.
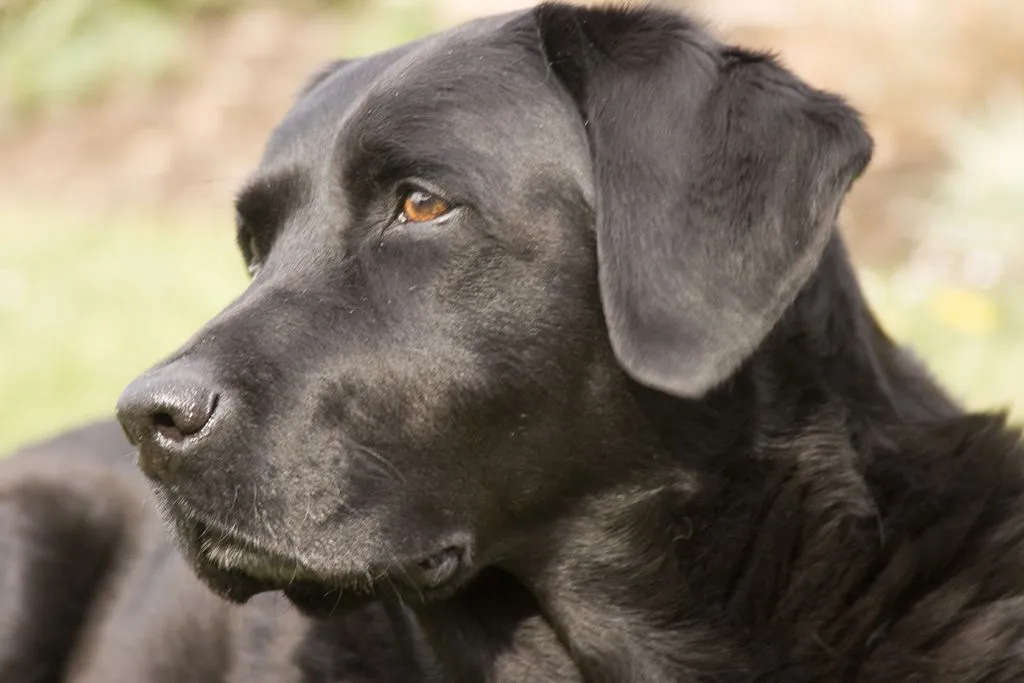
116, 4, 871, 614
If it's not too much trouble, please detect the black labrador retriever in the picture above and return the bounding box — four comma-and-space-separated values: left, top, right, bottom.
3, 3, 1023, 682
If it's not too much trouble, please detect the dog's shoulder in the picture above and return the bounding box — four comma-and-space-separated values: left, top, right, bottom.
723, 254, 1024, 680
849, 412, 1024, 681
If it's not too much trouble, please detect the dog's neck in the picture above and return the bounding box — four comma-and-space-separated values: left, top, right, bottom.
410, 239, 1010, 682
411, 570, 581, 682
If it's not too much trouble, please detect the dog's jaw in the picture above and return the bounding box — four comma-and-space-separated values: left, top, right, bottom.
158, 499, 477, 617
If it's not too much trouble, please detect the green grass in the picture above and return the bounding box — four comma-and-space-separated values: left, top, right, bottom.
1, 206, 1021, 455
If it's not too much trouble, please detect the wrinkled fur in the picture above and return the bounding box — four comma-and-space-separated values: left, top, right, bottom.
3, 4, 1023, 682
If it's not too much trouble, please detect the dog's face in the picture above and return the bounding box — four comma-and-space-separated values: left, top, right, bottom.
117, 5, 872, 615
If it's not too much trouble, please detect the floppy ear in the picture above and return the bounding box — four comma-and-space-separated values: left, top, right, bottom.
535, 3, 873, 398
299, 58, 352, 97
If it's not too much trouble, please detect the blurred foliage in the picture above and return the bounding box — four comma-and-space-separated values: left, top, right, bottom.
1, 0, 179, 118
917, 91, 1024, 279
862, 93, 1024, 420
0, 0, 356, 122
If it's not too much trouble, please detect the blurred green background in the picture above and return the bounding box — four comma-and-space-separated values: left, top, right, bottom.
1, 0, 1022, 453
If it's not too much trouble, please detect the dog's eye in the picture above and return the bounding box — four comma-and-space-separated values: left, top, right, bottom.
399, 190, 450, 224
246, 249, 261, 277
238, 224, 263, 277
245, 235, 262, 277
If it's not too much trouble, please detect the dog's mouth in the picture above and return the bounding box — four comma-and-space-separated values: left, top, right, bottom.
196, 523, 323, 584
183, 518, 469, 617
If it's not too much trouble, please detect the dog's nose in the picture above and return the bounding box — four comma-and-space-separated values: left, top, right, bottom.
116, 368, 220, 483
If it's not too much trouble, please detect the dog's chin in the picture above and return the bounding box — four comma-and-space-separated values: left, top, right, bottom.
190, 563, 379, 617
177, 518, 472, 618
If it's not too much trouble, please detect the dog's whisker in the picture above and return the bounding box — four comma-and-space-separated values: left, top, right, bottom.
328, 586, 344, 618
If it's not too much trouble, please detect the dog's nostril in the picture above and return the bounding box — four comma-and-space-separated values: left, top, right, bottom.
152, 390, 219, 442
117, 375, 219, 444
153, 411, 184, 442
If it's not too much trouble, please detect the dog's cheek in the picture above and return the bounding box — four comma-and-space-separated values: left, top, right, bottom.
282, 238, 604, 523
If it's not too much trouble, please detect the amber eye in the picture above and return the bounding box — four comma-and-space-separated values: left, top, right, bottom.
245, 235, 261, 276
400, 189, 450, 223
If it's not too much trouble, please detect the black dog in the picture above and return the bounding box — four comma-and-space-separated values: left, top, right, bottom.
3, 3, 1023, 682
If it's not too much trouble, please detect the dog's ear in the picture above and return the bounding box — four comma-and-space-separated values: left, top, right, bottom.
535, 3, 873, 398
298, 59, 352, 99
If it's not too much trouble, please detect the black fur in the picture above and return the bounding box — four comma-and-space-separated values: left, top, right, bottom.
2, 4, 1022, 682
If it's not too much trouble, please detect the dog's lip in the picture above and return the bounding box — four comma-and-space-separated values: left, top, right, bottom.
194, 521, 322, 584
184, 519, 471, 607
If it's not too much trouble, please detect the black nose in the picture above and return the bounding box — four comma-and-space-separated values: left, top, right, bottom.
116, 368, 220, 483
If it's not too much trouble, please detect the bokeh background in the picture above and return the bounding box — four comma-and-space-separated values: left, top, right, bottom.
1, 0, 1022, 453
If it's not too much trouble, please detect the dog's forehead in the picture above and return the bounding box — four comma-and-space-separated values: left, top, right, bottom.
257, 12, 591, 193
